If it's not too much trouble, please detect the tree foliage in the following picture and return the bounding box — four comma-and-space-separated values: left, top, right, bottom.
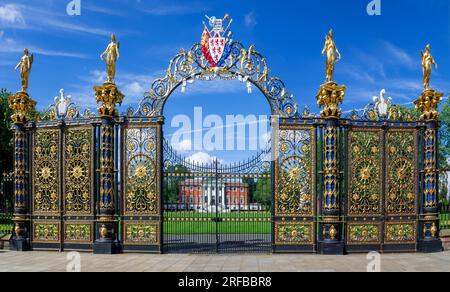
163, 165, 189, 204
0, 89, 13, 174
439, 96, 450, 168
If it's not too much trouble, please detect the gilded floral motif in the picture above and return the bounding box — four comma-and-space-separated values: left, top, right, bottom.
276, 128, 314, 217
65, 224, 92, 243
124, 127, 158, 215
275, 223, 313, 244
64, 127, 92, 214
385, 223, 416, 243
33, 129, 59, 213
125, 223, 158, 244
386, 131, 416, 215
33, 222, 59, 242
348, 224, 380, 244
348, 130, 381, 215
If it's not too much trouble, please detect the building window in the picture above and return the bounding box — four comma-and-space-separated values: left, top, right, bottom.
226, 196, 230, 204
240, 187, 244, 192
189, 196, 194, 204
204, 196, 208, 203
182, 196, 186, 203
240, 196, 244, 204
190, 186, 194, 191
182, 186, 185, 191
198, 186, 201, 191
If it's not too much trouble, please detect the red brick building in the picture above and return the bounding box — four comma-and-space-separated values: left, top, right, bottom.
178, 178, 249, 210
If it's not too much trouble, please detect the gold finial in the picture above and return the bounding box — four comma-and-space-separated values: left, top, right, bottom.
421, 44, 438, 90
415, 44, 443, 121
100, 34, 120, 83
322, 29, 341, 83
15, 48, 34, 93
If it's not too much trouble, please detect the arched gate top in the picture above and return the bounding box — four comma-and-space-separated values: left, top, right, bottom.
130, 15, 299, 119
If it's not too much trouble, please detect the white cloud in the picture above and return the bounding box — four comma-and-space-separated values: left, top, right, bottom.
0, 4, 24, 25
0, 33, 88, 58
187, 152, 223, 164
382, 41, 416, 68
123, 81, 146, 98
173, 139, 192, 152
244, 11, 257, 28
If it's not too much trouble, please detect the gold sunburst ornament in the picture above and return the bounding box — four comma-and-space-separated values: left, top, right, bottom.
135, 165, 147, 178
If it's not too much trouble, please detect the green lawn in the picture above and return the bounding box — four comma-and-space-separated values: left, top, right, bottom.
163, 211, 272, 235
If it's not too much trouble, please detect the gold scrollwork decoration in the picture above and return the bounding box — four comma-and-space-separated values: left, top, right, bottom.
64, 223, 92, 243
33, 221, 60, 243
347, 223, 381, 245
124, 222, 159, 245
33, 129, 60, 214
385, 222, 416, 244
275, 127, 315, 217
64, 127, 93, 215
274, 222, 314, 245
348, 130, 382, 216
386, 130, 417, 216
124, 126, 159, 215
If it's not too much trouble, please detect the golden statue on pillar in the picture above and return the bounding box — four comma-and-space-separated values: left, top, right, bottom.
9, 48, 36, 124
415, 44, 443, 121
317, 29, 345, 119
421, 44, 437, 90
14, 48, 34, 93
95, 34, 124, 118
322, 29, 341, 83
101, 34, 120, 83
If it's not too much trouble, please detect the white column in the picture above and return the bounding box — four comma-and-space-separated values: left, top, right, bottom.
222, 185, 225, 207
447, 171, 450, 201
208, 183, 212, 209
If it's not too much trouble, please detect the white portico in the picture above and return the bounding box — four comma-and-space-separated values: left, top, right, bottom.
203, 178, 226, 212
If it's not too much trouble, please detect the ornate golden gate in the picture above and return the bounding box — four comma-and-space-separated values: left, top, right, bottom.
7, 15, 443, 254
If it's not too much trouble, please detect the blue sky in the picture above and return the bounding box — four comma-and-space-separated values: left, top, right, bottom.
0, 0, 449, 162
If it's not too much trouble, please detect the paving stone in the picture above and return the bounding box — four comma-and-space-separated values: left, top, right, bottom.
0, 251, 449, 272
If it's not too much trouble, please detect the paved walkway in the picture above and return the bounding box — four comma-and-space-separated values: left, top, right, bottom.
0, 250, 449, 272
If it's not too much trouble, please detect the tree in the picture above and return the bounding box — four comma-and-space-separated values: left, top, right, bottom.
163, 165, 189, 204
0, 89, 13, 175
253, 173, 272, 208
438, 97, 450, 168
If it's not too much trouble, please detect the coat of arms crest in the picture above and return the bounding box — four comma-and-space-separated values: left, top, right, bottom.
201, 14, 233, 68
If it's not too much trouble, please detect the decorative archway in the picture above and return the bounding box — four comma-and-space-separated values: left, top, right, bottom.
130, 43, 300, 119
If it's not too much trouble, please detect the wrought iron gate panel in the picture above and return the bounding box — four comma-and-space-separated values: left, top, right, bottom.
346, 126, 419, 251
122, 123, 161, 251
346, 128, 383, 248
32, 127, 61, 247
162, 139, 272, 254
384, 128, 418, 250
273, 125, 316, 252
385, 129, 418, 216
63, 125, 95, 246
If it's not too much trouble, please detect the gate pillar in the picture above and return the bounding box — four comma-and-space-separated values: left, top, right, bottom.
316, 82, 346, 254
8, 91, 36, 251
415, 88, 443, 253
93, 82, 124, 254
